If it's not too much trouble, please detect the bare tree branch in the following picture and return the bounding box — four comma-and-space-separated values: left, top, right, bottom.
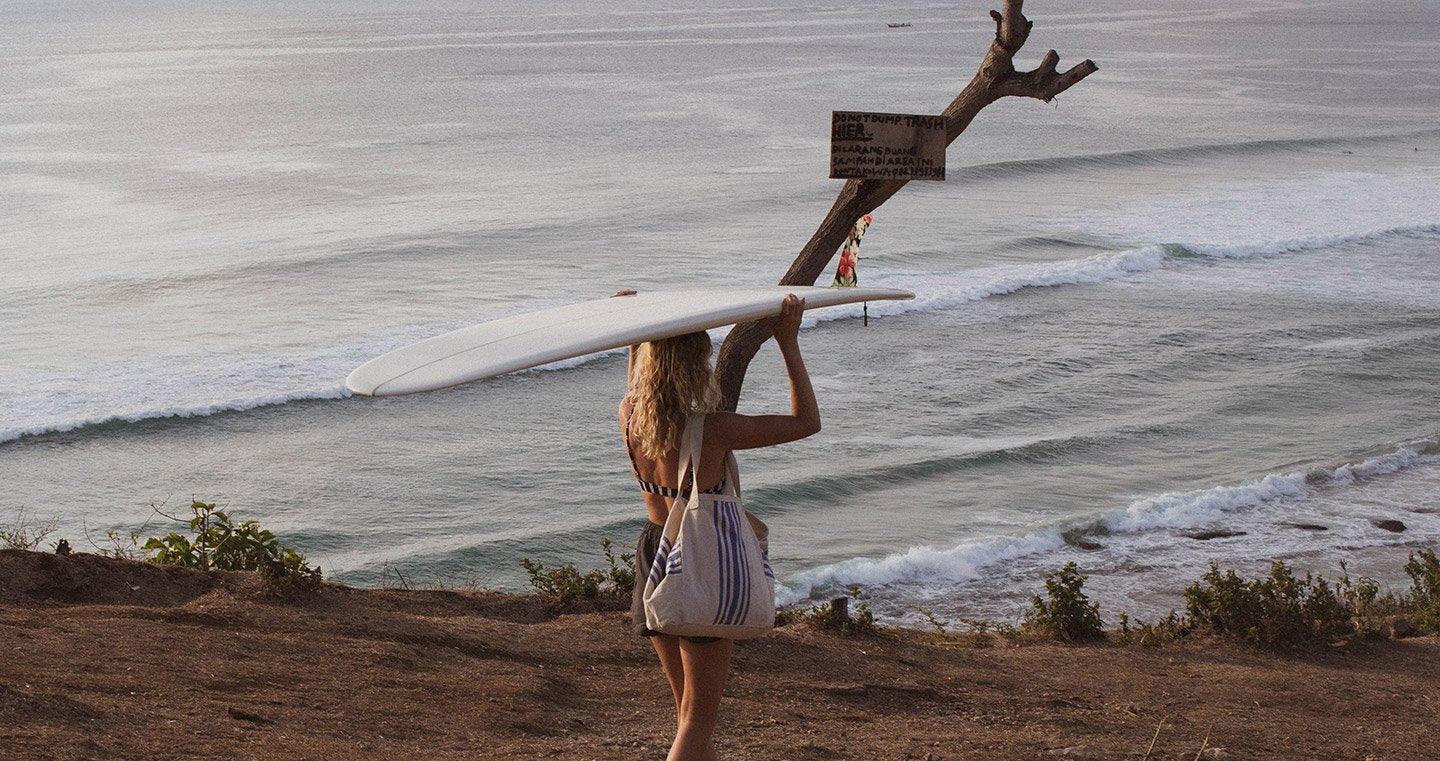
715, 0, 1097, 410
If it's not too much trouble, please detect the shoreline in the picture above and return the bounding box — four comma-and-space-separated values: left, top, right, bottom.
4, 549, 1438, 760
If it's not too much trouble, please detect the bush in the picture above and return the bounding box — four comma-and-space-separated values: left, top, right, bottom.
145, 500, 321, 595
1402, 549, 1440, 633
1183, 562, 1352, 648
1023, 562, 1105, 642
521, 538, 635, 603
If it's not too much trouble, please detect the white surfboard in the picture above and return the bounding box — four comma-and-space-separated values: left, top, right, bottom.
346, 285, 913, 397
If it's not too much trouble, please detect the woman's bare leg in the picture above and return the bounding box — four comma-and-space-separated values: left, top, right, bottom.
667, 638, 733, 761
651, 634, 685, 713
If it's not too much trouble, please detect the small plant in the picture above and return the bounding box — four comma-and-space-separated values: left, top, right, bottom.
1023, 562, 1106, 642
83, 517, 149, 561
847, 584, 876, 631
1333, 560, 1400, 636
1183, 561, 1353, 648
1116, 610, 1187, 647
520, 538, 636, 603
97, 528, 145, 560
957, 617, 1018, 639
798, 585, 879, 633
915, 606, 949, 643
601, 538, 637, 593
959, 617, 990, 635
144, 500, 321, 595
793, 585, 876, 634
954, 616, 1017, 646
0, 510, 60, 551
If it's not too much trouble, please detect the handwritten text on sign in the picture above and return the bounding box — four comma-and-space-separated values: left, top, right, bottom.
829, 111, 946, 181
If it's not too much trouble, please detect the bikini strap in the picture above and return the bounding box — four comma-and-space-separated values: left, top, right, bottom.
626, 415, 693, 495
624, 417, 643, 479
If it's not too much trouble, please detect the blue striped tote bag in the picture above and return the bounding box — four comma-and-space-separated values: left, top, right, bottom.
642, 413, 776, 639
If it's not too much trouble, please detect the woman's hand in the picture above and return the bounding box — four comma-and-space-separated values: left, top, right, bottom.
773, 293, 805, 345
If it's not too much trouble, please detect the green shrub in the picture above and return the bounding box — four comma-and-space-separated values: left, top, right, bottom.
145, 500, 321, 595
1023, 562, 1105, 642
1402, 549, 1440, 633
521, 538, 635, 603
1183, 562, 1352, 648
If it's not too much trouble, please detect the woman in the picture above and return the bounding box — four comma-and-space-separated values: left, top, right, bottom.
617, 291, 819, 761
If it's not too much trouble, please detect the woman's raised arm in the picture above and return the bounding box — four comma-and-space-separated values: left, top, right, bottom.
709, 294, 821, 450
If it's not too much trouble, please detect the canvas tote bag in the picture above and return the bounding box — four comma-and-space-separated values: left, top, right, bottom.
642, 412, 776, 639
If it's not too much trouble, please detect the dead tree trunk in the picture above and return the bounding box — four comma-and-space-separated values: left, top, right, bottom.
714, 0, 1097, 410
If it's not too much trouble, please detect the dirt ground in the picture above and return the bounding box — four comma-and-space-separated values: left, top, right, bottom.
2, 549, 1437, 760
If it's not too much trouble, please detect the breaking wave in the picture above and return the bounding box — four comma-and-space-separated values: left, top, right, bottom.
778, 440, 1440, 603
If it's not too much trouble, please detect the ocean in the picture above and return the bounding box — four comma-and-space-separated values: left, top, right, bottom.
3, 0, 1437, 625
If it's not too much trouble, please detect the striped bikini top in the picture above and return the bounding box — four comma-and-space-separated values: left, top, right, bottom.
625, 418, 726, 499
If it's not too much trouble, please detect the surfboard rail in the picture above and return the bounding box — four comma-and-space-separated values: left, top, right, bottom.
346, 286, 913, 397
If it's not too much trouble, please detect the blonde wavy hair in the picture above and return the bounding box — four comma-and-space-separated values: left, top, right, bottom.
628, 332, 720, 459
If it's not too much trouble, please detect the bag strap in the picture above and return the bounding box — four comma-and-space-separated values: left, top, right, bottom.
672, 412, 706, 508
725, 451, 741, 499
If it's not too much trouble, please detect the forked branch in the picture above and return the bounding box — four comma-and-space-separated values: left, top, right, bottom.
714, 0, 1097, 410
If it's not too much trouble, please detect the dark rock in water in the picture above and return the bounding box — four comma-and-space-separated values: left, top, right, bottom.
1184, 530, 1247, 541
1280, 522, 1329, 531
1061, 529, 1103, 551
1371, 519, 1407, 533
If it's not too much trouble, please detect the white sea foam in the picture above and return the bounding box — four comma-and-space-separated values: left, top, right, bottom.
778, 441, 1440, 604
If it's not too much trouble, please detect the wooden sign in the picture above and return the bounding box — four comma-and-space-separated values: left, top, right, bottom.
829, 111, 946, 181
